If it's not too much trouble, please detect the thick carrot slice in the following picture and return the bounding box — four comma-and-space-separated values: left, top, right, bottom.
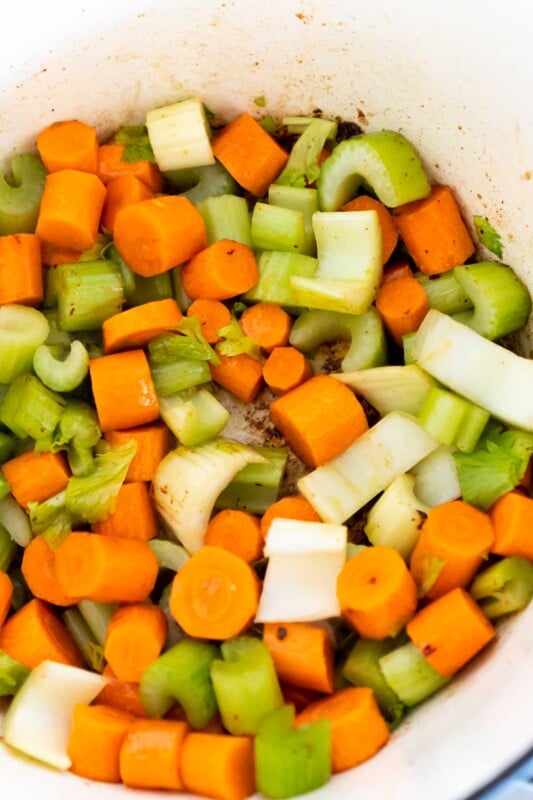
204, 508, 264, 563
209, 352, 264, 403
406, 587, 496, 677
101, 173, 155, 232
295, 686, 389, 773
0, 571, 13, 628
337, 545, 418, 639
0, 233, 43, 306
380, 259, 414, 285
89, 349, 160, 432
181, 732, 256, 800
240, 302, 292, 352
21, 535, 76, 607
55, 532, 159, 604
211, 113, 289, 197
102, 298, 182, 354
342, 195, 398, 264
0, 598, 84, 669
104, 422, 170, 483
40, 241, 82, 267
68, 703, 135, 783
262, 346, 313, 394
95, 665, 148, 718
113, 195, 206, 277
169, 545, 260, 640
260, 495, 322, 539
37, 119, 99, 174
375, 274, 430, 345
490, 491, 533, 560
409, 499, 495, 599
1, 449, 70, 509
393, 185, 475, 275
180, 239, 259, 301
119, 719, 189, 790
104, 603, 167, 682
92, 481, 159, 541
270, 374, 368, 467
263, 622, 334, 694
36, 169, 106, 251
97, 142, 164, 192
186, 298, 232, 344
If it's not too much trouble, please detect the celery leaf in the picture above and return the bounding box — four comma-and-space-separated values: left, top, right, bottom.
473, 215, 504, 259
113, 125, 156, 164
216, 317, 261, 359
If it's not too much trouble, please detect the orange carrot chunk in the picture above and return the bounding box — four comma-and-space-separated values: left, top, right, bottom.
280, 683, 325, 713
119, 719, 189, 790
37, 119, 99, 174
169, 545, 260, 640
104, 603, 167, 682
260, 495, 322, 539
375, 274, 430, 345
101, 173, 155, 233
406, 587, 496, 677
342, 195, 398, 264
181, 732, 256, 800
393, 185, 476, 275
209, 352, 264, 404
36, 169, 106, 251
40, 241, 82, 267
211, 112, 289, 197
0, 233, 43, 306
102, 298, 182, 354
380, 259, 414, 286
263, 622, 335, 694
1, 449, 70, 509
98, 142, 165, 193
295, 686, 390, 773
113, 195, 206, 277
180, 239, 259, 301
92, 481, 159, 541
204, 508, 264, 563
186, 298, 232, 344
89, 349, 160, 432
0, 597, 84, 669
94, 670, 148, 718
0, 571, 13, 628
104, 423, 170, 483
270, 374, 368, 467
262, 346, 313, 394
337, 545, 418, 639
409, 499, 495, 599
21, 535, 77, 607
490, 491, 533, 560
240, 302, 292, 352
68, 703, 135, 783
55, 532, 159, 604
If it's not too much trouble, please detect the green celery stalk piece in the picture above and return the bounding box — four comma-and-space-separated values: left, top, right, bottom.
418, 386, 473, 447
0, 649, 30, 696
470, 556, 533, 619
416, 271, 473, 315
149, 539, 189, 572
0, 154, 47, 234
196, 194, 252, 247
148, 318, 218, 365
268, 184, 319, 257
215, 446, 288, 515
33, 340, 89, 393
158, 389, 230, 447
454, 402, 491, 454
0, 372, 65, 441
0, 522, 16, 571
0, 305, 50, 385
244, 251, 317, 308
251, 202, 307, 254
56, 260, 125, 332
0, 432, 16, 464
62, 608, 104, 672
216, 317, 260, 359
112, 124, 156, 162
28, 490, 72, 539
379, 641, 449, 707
166, 161, 239, 204
77, 600, 118, 646
276, 118, 338, 187
337, 364, 435, 417
473, 215, 504, 259
157, 582, 187, 649
342, 637, 405, 727
150, 358, 211, 397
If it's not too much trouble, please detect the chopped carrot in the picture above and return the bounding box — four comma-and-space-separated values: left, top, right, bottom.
406, 587, 496, 677
104, 603, 167, 682
263, 622, 335, 694
209, 352, 264, 403
409, 500, 495, 599
0, 597, 84, 669
35, 169, 106, 251
40, 241, 82, 267
240, 302, 292, 352
211, 112, 289, 197
260, 495, 322, 539
0, 233, 43, 306
295, 686, 390, 773
490, 491, 533, 560
37, 119, 99, 174
375, 274, 430, 345
186, 298, 232, 344
119, 719, 189, 790
101, 173, 155, 232
393, 185, 476, 275
102, 298, 182, 354
342, 195, 398, 264
98, 142, 165, 192
55, 532, 159, 604
94, 671, 148, 718
280, 683, 325, 713
169, 545, 260, 640
337, 545, 418, 639
104, 422, 170, 483
113, 195, 206, 277
21, 535, 76, 607
204, 508, 264, 563
380, 259, 414, 286
92, 481, 159, 541
180, 239, 259, 301
262, 346, 313, 394
1, 449, 70, 510
0, 571, 13, 628
89, 349, 160, 432
181, 732, 256, 800
68, 703, 135, 783
270, 374, 368, 467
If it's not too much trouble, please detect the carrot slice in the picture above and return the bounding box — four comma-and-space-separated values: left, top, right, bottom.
342, 195, 398, 264
89, 349, 159, 432
98, 142, 165, 192
263, 622, 334, 694
186, 298, 232, 344
280, 683, 325, 713
40, 241, 82, 267
1, 449, 70, 509
102, 298, 182, 354
101, 173, 155, 232
375, 274, 430, 345
94, 671, 148, 718
209, 352, 264, 403
181, 732, 256, 800
37, 119, 99, 174
21, 535, 76, 607
262, 346, 313, 394
104, 423, 170, 483
104, 604, 167, 682
0, 571, 13, 628
204, 508, 264, 563
92, 481, 159, 541
490, 491, 533, 560
180, 239, 259, 301
68, 703, 135, 783
260, 495, 322, 539
240, 302, 292, 352
406, 587, 496, 677
119, 719, 189, 790
0, 233, 43, 306
380, 259, 414, 285
36, 169, 106, 251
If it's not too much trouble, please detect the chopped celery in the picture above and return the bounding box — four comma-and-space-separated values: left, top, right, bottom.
44, 264, 61, 308
112, 125, 155, 162
0, 431, 16, 464
215, 445, 288, 514
259, 115, 277, 134
150, 358, 211, 396
196, 194, 252, 246
470, 557, 533, 619
52, 400, 101, 477
336, 364, 435, 416
216, 317, 261, 359
410, 445, 461, 508
158, 388, 230, 446
0, 153, 47, 234
0, 523, 16, 571
104, 242, 173, 306
255, 705, 331, 800
418, 386, 489, 452
149, 539, 189, 572
244, 251, 317, 308
276, 118, 337, 187
0, 476, 9, 504
140, 638, 219, 728
251, 202, 307, 253
281, 116, 338, 136
27, 491, 72, 539
146, 97, 214, 172
342, 638, 405, 726
0, 496, 36, 547
56, 260, 125, 331
402, 332, 416, 365
473, 215, 504, 259
0, 304, 50, 384
62, 609, 104, 672
365, 474, 429, 559
416, 271, 473, 315
0, 372, 65, 441
148, 318, 218, 365
0, 650, 29, 696
33, 340, 89, 393
166, 161, 239, 204
158, 582, 187, 649
171, 266, 192, 312
210, 636, 284, 734
268, 184, 318, 256
379, 641, 449, 707
42, 310, 73, 347
77, 600, 118, 646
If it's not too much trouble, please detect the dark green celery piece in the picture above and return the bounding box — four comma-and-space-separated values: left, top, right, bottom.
289, 307, 387, 372
418, 386, 489, 453
342, 637, 405, 727
54, 400, 102, 477
0, 649, 30, 696
148, 318, 218, 365
255, 705, 331, 800
0, 523, 16, 571
9, 568, 30, 612
416, 271, 473, 315
470, 557, 533, 619
0, 154, 47, 234
112, 125, 155, 163
0, 432, 15, 464
0, 373, 65, 441
165, 161, 239, 204
105, 243, 173, 307
0, 476, 10, 504
77, 600, 118, 646
215, 446, 288, 515
140, 638, 220, 728
210, 636, 284, 735
251, 202, 307, 254
150, 358, 211, 397
244, 251, 317, 308
276, 118, 337, 188
62, 608, 104, 672
56, 260, 125, 331
196, 194, 252, 247
379, 642, 449, 707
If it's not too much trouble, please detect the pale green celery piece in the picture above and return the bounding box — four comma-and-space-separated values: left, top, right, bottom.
402, 332, 416, 365
217, 317, 260, 359
470, 557, 533, 619
42, 310, 72, 347
365, 474, 430, 559
454, 403, 491, 454
336, 364, 435, 416
166, 161, 239, 204
149, 539, 189, 572
171, 267, 192, 312
150, 358, 211, 397
410, 445, 461, 508
0, 154, 47, 234
77, 600, 118, 646
0, 372, 65, 441
251, 202, 307, 253
244, 251, 317, 308
281, 116, 338, 137
416, 271, 473, 315
418, 386, 473, 447
146, 97, 214, 172
0, 650, 30, 696
158, 389, 230, 447
0, 522, 16, 571
379, 641, 449, 707
0, 305, 50, 385
342, 637, 405, 726
44, 264, 61, 308
290, 209, 383, 314
259, 116, 277, 134
196, 194, 252, 247
28, 490, 72, 538
453, 262, 532, 340
33, 340, 89, 393
317, 130, 431, 211
78, 233, 110, 263
276, 118, 338, 188
268, 184, 318, 256
56, 260, 125, 332
62, 609, 104, 672
148, 319, 218, 364
215, 446, 288, 514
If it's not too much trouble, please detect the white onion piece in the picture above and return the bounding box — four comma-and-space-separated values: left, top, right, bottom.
364, 473, 430, 559
410, 445, 462, 508
334, 364, 436, 417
